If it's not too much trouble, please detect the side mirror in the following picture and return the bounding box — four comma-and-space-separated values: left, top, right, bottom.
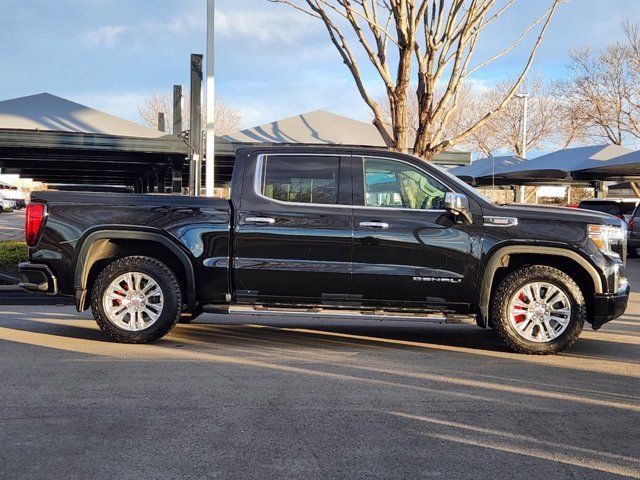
444, 192, 472, 224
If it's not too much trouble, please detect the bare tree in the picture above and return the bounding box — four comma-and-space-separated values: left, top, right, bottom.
556, 24, 640, 197
379, 82, 480, 140
467, 76, 562, 157
268, 0, 562, 159
138, 93, 242, 136
558, 43, 640, 146
380, 75, 569, 158
550, 83, 590, 149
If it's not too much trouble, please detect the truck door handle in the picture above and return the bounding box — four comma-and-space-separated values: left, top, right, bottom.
245, 216, 276, 225
359, 221, 389, 229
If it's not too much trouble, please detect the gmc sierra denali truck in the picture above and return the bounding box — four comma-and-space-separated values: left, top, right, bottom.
19, 146, 630, 354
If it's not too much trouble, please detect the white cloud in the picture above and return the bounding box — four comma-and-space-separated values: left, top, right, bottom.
79, 12, 206, 49
164, 13, 206, 35
215, 10, 314, 44
81, 25, 127, 47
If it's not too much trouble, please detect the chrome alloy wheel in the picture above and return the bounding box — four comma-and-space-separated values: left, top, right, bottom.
508, 281, 572, 343
102, 272, 164, 331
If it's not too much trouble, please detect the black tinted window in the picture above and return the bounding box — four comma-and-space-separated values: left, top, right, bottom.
620, 203, 638, 215
578, 201, 626, 215
578, 201, 638, 215
263, 155, 339, 205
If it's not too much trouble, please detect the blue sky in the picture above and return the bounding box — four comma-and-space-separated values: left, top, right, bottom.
1, 0, 640, 129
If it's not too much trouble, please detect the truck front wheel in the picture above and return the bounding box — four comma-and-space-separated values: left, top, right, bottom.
91, 256, 182, 343
491, 265, 585, 354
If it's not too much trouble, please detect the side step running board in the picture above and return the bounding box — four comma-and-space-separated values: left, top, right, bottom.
202, 304, 476, 324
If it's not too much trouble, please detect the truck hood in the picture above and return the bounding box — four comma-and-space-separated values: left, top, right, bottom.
491, 204, 623, 227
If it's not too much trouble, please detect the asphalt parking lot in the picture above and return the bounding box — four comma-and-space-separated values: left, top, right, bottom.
1, 263, 639, 479
0, 209, 24, 241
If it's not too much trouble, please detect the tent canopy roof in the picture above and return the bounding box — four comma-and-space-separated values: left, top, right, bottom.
221, 110, 471, 166
223, 110, 387, 147
449, 155, 526, 182
574, 148, 640, 180
0, 93, 165, 138
472, 144, 633, 184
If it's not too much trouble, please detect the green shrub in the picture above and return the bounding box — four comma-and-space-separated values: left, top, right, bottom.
0, 240, 28, 277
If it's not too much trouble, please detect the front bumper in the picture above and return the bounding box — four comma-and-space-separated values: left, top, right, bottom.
591, 284, 630, 330
18, 262, 58, 295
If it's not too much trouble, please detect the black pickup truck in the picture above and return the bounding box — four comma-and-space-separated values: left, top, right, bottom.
19, 146, 629, 354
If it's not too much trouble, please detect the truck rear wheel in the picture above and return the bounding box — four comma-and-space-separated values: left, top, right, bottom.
91, 256, 182, 343
491, 265, 585, 354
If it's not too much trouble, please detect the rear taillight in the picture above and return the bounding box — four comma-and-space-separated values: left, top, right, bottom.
25, 202, 47, 246
630, 217, 635, 231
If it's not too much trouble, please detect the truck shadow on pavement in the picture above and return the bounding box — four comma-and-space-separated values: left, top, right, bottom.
1, 306, 640, 364
1, 309, 640, 479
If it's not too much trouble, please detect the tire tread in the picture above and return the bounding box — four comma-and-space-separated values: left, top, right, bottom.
90, 256, 182, 343
491, 265, 585, 355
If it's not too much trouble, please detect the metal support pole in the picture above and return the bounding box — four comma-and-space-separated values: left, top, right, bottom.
173, 85, 183, 135
158, 112, 166, 133
515, 93, 529, 159
158, 166, 167, 193
594, 181, 607, 198
152, 171, 159, 193
172, 157, 183, 195
190, 53, 203, 196
522, 96, 528, 159
205, 0, 216, 197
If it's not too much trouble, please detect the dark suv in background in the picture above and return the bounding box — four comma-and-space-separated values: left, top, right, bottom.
627, 203, 640, 257
578, 199, 639, 224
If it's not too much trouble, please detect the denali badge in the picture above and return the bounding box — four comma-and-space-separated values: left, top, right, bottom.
413, 277, 462, 283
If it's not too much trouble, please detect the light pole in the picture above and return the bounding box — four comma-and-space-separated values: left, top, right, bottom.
205, 0, 215, 197
514, 92, 529, 203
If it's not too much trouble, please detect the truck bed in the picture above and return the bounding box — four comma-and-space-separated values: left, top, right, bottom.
29, 191, 232, 305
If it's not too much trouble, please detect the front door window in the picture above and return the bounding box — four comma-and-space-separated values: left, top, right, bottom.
364, 157, 447, 210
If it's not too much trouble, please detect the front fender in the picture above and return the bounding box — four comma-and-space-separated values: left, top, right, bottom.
477, 244, 603, 327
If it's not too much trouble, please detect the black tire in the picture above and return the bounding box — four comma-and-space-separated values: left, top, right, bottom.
491, 265, 585, 354
628, 247, 640, 258
91, 256, 182, 343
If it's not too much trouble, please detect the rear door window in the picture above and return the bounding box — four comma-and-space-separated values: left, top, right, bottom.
261, 155, 342, 205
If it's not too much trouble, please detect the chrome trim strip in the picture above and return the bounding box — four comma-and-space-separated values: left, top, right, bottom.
245, 217, 276, 224
253, 153, 449, 213
484, 216, 519, 227
359, 221, 390, 229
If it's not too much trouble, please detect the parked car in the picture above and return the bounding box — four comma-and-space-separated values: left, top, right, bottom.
0, 197, 16, 212
577, 198, 640, 224
19, 146, 629, 354
0, 189, 27, 210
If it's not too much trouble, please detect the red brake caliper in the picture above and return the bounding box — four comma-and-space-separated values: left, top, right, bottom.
513, 291, 527, 323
